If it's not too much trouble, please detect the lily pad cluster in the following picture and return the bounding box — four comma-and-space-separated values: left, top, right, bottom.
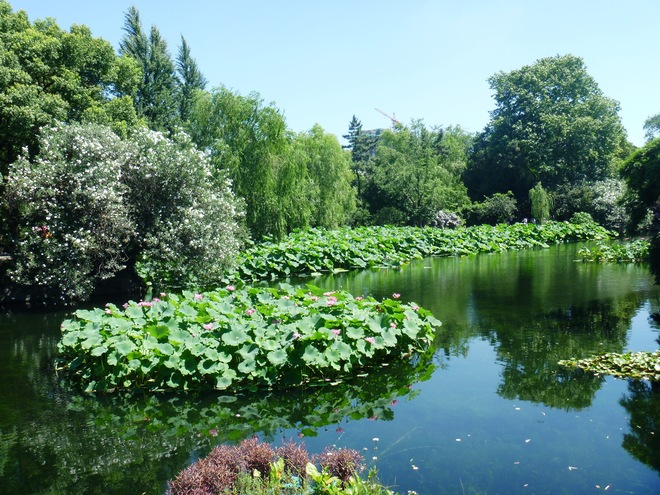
231, 221, 613, 282
577, 239, 649, 263
559, 350, 660, 381
56, 284, 439, 393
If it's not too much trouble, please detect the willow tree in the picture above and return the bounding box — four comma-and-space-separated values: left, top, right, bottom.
187, 86, 288, 239
529, 182, 552, 223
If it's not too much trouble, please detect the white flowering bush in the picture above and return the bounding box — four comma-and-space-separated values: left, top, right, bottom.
3, 123, 245, 304
125, 128, 245, 290
3, 123, 134, 303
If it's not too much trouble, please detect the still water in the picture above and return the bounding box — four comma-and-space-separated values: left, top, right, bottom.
1, 243, 659, 494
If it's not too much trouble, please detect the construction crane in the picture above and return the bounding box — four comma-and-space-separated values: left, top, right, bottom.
375, 108, 400, 129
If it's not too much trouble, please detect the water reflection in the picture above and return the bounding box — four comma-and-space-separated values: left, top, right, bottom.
0, 306, 435, 495
620, 380, 660, 473
1, 242, 660, 494
309, 244, 659, 412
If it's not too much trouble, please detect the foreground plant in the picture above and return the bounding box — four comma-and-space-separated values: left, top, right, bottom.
56, 284, 439, 393
559, 350, 660, 381
167, 438, 397, 495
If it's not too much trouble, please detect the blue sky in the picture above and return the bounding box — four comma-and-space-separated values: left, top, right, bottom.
9, 0, 660, 146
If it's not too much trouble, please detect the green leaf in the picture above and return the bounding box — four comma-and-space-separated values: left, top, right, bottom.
267, 349, 288, 366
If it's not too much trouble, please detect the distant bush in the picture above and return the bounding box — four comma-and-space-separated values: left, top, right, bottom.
431, 210, 462, 229
466, 191, 517, 226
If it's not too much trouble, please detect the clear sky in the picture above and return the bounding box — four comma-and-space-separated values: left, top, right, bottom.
8, 0, 660, 146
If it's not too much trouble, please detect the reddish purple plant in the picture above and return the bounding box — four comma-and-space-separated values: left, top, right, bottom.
313, 446, 365, 483
275, 439, 311, 477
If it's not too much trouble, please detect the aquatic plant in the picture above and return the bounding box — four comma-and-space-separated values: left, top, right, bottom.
166, 438, 395, 495
559, 350, 660, 381
56, 284, 439, 393
576, 239, 649, 263
228, 221, 613, 283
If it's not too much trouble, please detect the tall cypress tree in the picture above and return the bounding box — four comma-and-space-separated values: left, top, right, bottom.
176, 36, 206, 123
119, 7, 178, 131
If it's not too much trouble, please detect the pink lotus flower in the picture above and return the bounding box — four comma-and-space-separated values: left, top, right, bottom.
331, 329, 341, 335
160, 292, 167, 298
392, 293, 401, 299
203, 323, 214, 331
226, 285, 236, 291
105, 308, 112, 315
310, 296, 319, 302
365, 337, 376, 345
137, 301, 153, 307
327, 296, 338, 306
246, 308, 255, 316
194, 293, 203, 300
355, 296, 363, 301
293, 332, 302, 339
390, 322, 397, 328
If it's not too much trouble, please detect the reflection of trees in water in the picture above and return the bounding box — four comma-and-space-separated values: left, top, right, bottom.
487, 296, 640, 410
0, 317, 435, 495
620, 380, 660, 474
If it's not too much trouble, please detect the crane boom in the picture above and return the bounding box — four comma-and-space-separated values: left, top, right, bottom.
375, 108, 400, 127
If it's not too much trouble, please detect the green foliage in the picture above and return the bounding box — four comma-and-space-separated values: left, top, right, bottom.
0, 3, 128, 171
553, 179, 628, 232
559, 350, 660, 381
175, 36, 206, 122
188, 88, 357, 239
119, 6, 179, 131
231, 221, 613, 283
465, 191, 518, 226
2, 122, 245, 303
343, 115, 379, 198
577, 240, 649, 263
643, 113, 660, 142
570, 211, 594, 224
464, 54, 627, 207
56, 284, 439, 393
620, 138, 660, 231
364, 121, 471, 226
187, 86, 289, 239
529, 182, 552, 223
295, 125, 356, 229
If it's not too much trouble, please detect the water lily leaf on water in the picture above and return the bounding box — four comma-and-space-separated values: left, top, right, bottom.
155, 343, 175, 356
222, 328, 248, 346
115, 338, 137, 356
302, 345, 320, 364
267, 349, 288, 366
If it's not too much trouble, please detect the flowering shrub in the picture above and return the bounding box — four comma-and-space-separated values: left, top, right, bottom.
3, 123, 134, 303
56, 284, 439, 393
125, 128, 245, 290
3, 123, 244, 303
430, 210, 462, 229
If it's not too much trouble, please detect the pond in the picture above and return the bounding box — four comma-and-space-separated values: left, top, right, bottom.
1, 242, 659, 494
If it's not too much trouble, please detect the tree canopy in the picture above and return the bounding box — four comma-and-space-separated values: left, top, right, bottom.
464, 54, 628, 210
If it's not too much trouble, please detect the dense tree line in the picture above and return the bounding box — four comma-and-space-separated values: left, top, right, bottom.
1, 0, 659, 303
